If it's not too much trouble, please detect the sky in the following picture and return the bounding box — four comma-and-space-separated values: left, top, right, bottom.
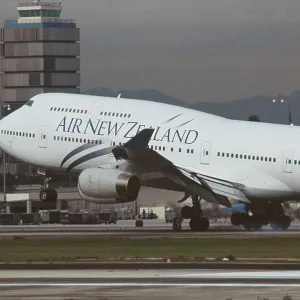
1, 0, 300, 103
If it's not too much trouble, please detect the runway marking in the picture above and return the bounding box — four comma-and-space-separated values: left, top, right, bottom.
165, 271, 300, 279
1, 283, 300, 288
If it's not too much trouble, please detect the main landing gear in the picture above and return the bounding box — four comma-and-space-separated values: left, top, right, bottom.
173, 193, 210, 232
231, 202, 291, 231
39, 173, 58, 202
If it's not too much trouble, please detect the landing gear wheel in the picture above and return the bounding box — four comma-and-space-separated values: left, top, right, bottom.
270, 215, 291, 231
48, 189, 58, 201
173, 217, 182, 232
189, 217, 209, 232
243, 217, 262, 231
39, 189, 58, 202
200, 217, 210, 231
39, 189, 49, 202
231, 213, 246, 227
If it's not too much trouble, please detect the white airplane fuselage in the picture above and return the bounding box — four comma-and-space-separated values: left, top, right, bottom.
0, 93, 299, 205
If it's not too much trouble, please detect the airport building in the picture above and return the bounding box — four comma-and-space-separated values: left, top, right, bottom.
0, 0, 80, 174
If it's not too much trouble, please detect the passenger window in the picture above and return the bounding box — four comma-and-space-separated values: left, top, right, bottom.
85, 110, 87, 114
226, 153, 229, 157
222, 153, 225, 157
68, 138, 71, 142
65, 137, 67, 141
187, 149, 190, 153
54, 136, 56, 140
252, 156, 255, 160
257, 156, 259, 160
80, 139, 82, 143
171, 147, 173, 152
81, 110, 84, 113
76, 138, 78, 142
116, 113, 119, 117
100, 112, 103, 115
108, 112, 111, 116
248, 155, 251, 159
29, 133, 31, 137
179, 148, 182, 152
124, 114, 127, 117
231, 154, 234, 158
288, 159, 291, 164
58, 108, 61, 112
104, 112, 107, 116
244, 155, 247, 159
84, 139, 86, 143
274, 158, 276, 163
265, 157, 268, 161
120, 114, 123, 117
50, 107, 53, 111
69, 109, 72, 112
217, 152, 220, 156
163, 147, 165, 151
54, 107, 57, 111
112, 113, 115, 116
128, 114, 131, 118
72, 138, 75, 142
191, 150, 194, 154
77, 109, 80, 113
61, 108, 64, 112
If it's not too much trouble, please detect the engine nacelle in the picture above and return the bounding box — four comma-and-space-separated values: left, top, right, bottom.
78, 168, 141, 204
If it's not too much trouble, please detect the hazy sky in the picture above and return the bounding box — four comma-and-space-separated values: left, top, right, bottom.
2, 0, 300, 102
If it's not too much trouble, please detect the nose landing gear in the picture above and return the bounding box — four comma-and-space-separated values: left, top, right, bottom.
39, 173, 58, 202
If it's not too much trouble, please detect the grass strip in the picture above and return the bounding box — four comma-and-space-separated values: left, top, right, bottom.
0, 236, 299, 263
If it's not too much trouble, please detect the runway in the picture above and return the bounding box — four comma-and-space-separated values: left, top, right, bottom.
0, 269, 299, 299
1, 219, 300, 238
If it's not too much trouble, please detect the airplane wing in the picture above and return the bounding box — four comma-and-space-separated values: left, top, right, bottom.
112, 129, 250, 208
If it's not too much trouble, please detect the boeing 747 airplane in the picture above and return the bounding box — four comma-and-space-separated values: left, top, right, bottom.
0, 93, 297, 231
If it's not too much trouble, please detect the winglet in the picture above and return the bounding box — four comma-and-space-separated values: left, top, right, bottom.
124, 128, 154, 149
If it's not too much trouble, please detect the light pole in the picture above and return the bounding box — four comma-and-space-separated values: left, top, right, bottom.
272, 97, 293, 126
1, 102, 11, 213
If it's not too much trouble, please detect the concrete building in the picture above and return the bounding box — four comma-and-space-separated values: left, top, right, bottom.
0, 0, 80, 174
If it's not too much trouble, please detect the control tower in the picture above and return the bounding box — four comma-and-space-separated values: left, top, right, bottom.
0, 1, 80, 104
0, 1, 80, 174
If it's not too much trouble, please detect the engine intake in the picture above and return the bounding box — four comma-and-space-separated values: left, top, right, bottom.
78, 168, 141, 203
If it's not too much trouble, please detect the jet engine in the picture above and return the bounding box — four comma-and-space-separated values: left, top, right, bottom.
78, 168, 141, 204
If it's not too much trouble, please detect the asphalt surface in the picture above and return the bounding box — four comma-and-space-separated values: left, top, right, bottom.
1, 219, 300, 238
0, 269, 299, 299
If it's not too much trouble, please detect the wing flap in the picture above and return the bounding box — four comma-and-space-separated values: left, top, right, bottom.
112, 129, 249, 207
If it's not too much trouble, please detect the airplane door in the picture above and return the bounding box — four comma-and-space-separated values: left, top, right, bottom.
39, 125, 48, 148
283, 149, 294, 173
200, 141, 211, 165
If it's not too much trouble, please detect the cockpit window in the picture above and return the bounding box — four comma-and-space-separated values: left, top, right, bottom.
25, 100, 34, 107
